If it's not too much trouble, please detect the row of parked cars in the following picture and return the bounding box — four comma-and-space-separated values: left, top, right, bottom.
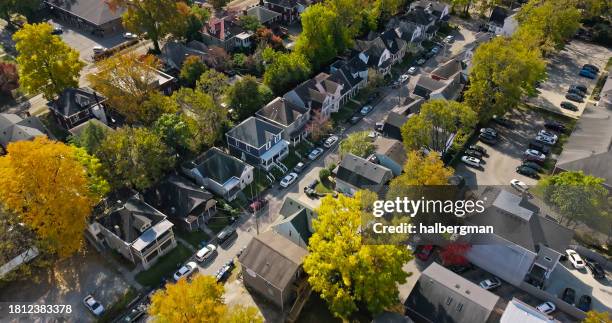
515, 121, 566, 179
563, 83, 589, 107
279, 135, 340, 188
578, 63, 600, 80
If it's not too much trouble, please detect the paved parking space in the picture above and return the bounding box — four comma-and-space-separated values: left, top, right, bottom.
528, 40, 612, 118
48, 19, 128, 62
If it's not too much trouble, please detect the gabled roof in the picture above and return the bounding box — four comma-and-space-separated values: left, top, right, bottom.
411, 1, 448, 16
380, 29, 406, 54
239, 230, 308, 289
388, 19, 420, 41
44, 0, 124, 26
337, 154, 393, 188
275, 197, 316, 244
247, 5, 282, 24
227, 117, 284, 148
374, 136, 407, 167
185, 147, 251, 186
145, 174, 214, 220
383, 111, 408, 141
161, 41, 208, 71
489, 6, 508, 26
431, 58, 464, 80
0, 114, 49, 149
414, 72, 464, 100
49, 87, 105, 118
406, 262, 501, 323
256, 97, 309, 128
404, 8, 436, 26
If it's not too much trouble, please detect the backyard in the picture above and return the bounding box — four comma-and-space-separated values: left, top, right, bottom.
134, 243, 192, 287
175, 229, 211, 248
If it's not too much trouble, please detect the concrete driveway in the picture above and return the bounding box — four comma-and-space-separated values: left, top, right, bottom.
527, 40, 612, 118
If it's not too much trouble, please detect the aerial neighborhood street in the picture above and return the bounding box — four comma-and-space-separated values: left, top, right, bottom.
0, 0, 611, 322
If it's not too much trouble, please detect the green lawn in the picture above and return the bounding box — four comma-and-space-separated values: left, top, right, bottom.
175, 229, 211, 248
135, 243, 192, 287
98, 288, 137, 323
242, 168, 271, 200
294, 140, 313, 156
315, 182, 334, 194
206, 213, 233, 234
332, 101, 360, 125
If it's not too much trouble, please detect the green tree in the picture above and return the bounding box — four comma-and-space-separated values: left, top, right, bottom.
225, 75, 273, 121
401, 99, 477, 152
0, 0, 39, 27
69, 121, 110, 155
141, 92, 181, 125
538, 171, 609, 227
582, 310, 612, 323
209, 0, 230, 10
295, 4, 347, 69
96, 127, 175, 190
262, 50, 311, 95
304, 192, 412, 319
153, 113, 193, 155
239, 15, 262, 32
339, 131, 375, 158
464, 37, 545, 122
196, 69, 229, 102
180, 55, 208, 87
13, 23, 84, 100
516, 0, 581, 51
185, 5, 211, 41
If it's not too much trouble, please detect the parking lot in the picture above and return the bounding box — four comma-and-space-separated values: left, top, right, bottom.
528, 40, 612, 118
49, 19, 128, 62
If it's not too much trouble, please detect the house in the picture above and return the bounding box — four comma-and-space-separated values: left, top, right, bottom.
554, 103, 612, 189
500, 298, 559, 323
284, 74, 343, 118
262, 0, 309, 24
44, 0, 124, 36
48, 87, 108, 130
430, 58, 466, 81
501, 13, 519, 36
271, 197, 316, 248
246, 6, 282, 26
382, 111, 408, 141
412, 71, 464, 101
464, 190, 574, 288
599, 73, 612, 108
487, 6, 509, 34
256, 97, 310, 146
355, 38, 393, 76
181, 147, 254, 201
226, 117, 289, 171
238, 230, 309, 312
144, 174, 217, 232
0, 113, 51, 153
160, 41, 209, 74
201, 17, 253, 51
89, 194, 177, 270
335, 153, 393, 196
410, 1, 450, 21
405, 262, 502, 323
329, 54, 370, 100
386, 18, 425, 52
372, 136, 407, 176
403, 7, 438, 39
380, 30, 408, 64
392, 96, 425, 116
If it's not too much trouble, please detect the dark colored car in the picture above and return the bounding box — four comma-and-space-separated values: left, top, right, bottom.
304, 179, 322, 198
215, 260, 235, 283
577, 295, 592, 311
585, 258, 606, 279
522, 161, 543, 172
579, 69, 596, 79
569, 85, 587, 95
565, 93, 584, 103
469, 145, 487, 155
479, 133, 497, 145
560, 101, 578, 111
349, 115, 362, 124
516, 166, 539, 179
582, 64, 599, 73
121, 304, 147, 322
572, 84, 588, 93
544, 120, 566, 132
217, 227, 237, 246
528, 141, 550, 155
567, 87, 586, 97
366, 92, 380, 104
447, 263, 474, 274
492, 115, 512, 128
561, 288, 576, 305
415, 245, 435, 261
51, 26, 63, 35
464, 148, 483, 158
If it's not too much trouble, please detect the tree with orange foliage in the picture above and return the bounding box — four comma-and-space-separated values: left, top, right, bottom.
0, 137, 108, 258
439, 243, 471, 266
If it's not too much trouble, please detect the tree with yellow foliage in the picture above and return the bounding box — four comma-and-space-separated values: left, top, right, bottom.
148, 275, 262, 323
0, 137, 108, 257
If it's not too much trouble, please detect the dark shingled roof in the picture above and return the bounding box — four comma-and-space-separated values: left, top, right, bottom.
431, 58, 464, 80
186, 148, 250, 186
404, 8, 436, 26
264, 0, 301, 8
380, 30, 406, 55
227, 117, 284, 148
489, 6, 508, 26
145, 174, 214, 220
45, 0, 124, 26
275, 197, 316, 244
247, 6, 282, 24
405, 262, 501, 323
98, 196, 168, 245
383, 112, 408, 141
49, 87, 105, 117
239, 230, 308, 289
337, 154, 393, 188
256, 97, 308, 127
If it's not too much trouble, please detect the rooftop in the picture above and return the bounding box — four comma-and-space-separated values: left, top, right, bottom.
0, 114, 49, 149
500, 298, 559, 323
185, 147, 251, 186
49, 87, 105, 118
374, 136, 407, 166
256, 97, 309, 127
336, 153, 393, 188
45, 0, 124, 26
226, 116, 284, 148
247, 6, 282, 24
144, 174, 214, 220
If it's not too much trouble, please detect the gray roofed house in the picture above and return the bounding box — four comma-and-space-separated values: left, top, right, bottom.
256, 97, 310, 145
355, 37, 393, 76
383, 111, 409, 141
44, 0, 124, 36
329, 54, 370, 101
145, 174, 217, 231
554, 103, 612, 188
500, 298, 559, 323
413, 71, 464, 101
182, 147, 254, 201
262, 0, 308, 24
373, 136, 407, 176
386, 19, 424, 44
405, 262, 502, 323
284, 73, 344, 118
431, 58, 465, 81
160, 41, 209, 73
335, 153, 393, 196
246, 6, 282, 26
272, 197, 316, 248
201, 17, 253, 51
487, 6, 509, 33
0, 113, 51, 152
92, 194, 177, 270
410, 1, 450, 20
238, 230, 309, 311
403, 7, 437, 39
48, 87, 108, 130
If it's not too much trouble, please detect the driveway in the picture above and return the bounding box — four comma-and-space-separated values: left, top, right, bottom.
527, 40, 612, 118
0, 248, 131, 322
49, 19, 128, 62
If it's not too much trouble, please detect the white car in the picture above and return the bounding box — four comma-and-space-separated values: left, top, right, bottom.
308, 148, 324, 160
538, 130, 558, 141
195, 244, 217, 262
173, 261, 197, 281
407, 66, 417, 75
123, 32, 137, 39
479, 277, 501, 290
280, 172, 298, 188
444, 35, 454, 43
480, 128, 497, 137
566, 249, 585, 269
510, 179, 528, 192
360, 105, 373, 116
524, 149, 545, 161
398, 74, 409, 83
535, 135, 556, 145
324, 135, 339, 148
461, 155, 481, 168
536, 301, 556, 314
92, 46, 107, 54
83, 295, 105, 316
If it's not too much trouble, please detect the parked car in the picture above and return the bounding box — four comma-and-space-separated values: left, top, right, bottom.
248, 198, 268, 213
293, 162, 305, 173
215, 260, 234, 283
324, 135, 339, 148
535, 135, 556, 145
585, 258, 606, 279
447, 263, 473, 274
431, 46, 440, 54
544, 120, 566, 132
304, 179, 320, 197
536, 302, 556, 315
480, 128, 497, 137
397, 74, 409, 84
280, 172, 299, 188
308, 148, 324, 160
173, 262, 197, 281
571, 84, 588, 93
464, 148, 483, 158
516, 166, 539, 179
579, 69, 596, 79
461, 156, 481, 168
577, 295, 592, 311
366, 92, 380, 104
582, 64, 599, 73
479, 277, 501, 290
510, 179, 529, 192
123, 32, 138, 39
528, 141, 551, 155
416, 58, 426, 65
524, 149, 545, 161
92, 46, 107, 54
349, 115, 362, 124
565, 93, 584, 103
360, 105, 373, 116
415, 245, 435, 261
492, 115, 512, 128
566, 249, 585, 269
479, 133, 497, 145
217, 227, 237, 246
83, 295, 105, 316
51, 26, 63, 35
469, 145, 487, 155
521, 161, 543, 172
444, 35, 454, 43
567, 87, 586, 97
121, 304, 146, 322
538, 130, 558, 141
561, 288, 576, 305
407, 66, 417, 75
195, 244, 217, 262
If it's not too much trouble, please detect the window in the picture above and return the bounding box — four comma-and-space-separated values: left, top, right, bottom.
456, 304, 463, 312
544, 256, 552, 262
446, 297, 453, 305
